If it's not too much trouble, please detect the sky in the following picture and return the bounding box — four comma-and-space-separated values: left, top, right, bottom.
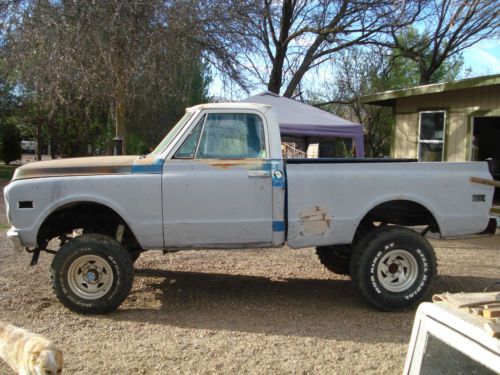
209, 37, 500, 100
462, 38, 500, 77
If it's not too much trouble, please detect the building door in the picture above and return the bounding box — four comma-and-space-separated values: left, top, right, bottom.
472, 117, 500, 204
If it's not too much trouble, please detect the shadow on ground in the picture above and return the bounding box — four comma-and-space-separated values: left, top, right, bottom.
101, 268, 500, 344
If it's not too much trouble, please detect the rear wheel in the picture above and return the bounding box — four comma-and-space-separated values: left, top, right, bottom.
316, 222, 377, 276
316, 245, 351, 275
51, 234, 134, 314
350, 226, 437, 311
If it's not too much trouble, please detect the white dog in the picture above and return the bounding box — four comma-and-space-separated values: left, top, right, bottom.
0, 322, 63, 375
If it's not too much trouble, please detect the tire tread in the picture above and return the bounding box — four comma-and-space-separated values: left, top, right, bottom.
50, 233, 134, 314
350, 226, 437, 311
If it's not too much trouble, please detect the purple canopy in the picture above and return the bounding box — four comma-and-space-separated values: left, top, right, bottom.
241, 91, 365, 157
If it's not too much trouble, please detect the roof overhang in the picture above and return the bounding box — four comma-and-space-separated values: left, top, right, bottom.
360, 74, 500, 107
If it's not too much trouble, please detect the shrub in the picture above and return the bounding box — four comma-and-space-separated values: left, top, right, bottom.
0, 121, 22, 164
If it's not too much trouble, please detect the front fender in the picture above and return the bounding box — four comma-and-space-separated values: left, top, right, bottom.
5, 174, 163, 249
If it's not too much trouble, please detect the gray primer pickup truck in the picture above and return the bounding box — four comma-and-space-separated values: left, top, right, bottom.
4, 103, 497, 314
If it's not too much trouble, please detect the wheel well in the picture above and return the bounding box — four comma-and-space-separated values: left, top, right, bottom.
356, 200, 440, 238
37, 202, 141, 251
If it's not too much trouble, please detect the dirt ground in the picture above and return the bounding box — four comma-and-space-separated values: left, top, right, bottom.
0, 180, 499, 374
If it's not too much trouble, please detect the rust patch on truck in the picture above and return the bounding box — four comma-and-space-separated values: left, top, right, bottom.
198, 159, 266, 170
298, 206, 331, 235
12, 156, 137, 181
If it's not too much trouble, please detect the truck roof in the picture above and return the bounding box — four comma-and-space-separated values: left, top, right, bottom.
186, 102, 272, 112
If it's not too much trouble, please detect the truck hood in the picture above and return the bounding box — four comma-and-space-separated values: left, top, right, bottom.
12, 155, 143, 181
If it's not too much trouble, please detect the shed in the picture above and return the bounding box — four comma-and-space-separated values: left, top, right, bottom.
361, 73, 500, 205
241, 91, 365, 157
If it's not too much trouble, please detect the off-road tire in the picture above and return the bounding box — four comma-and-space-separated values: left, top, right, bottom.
82, 226, 141, 263
128, 252, 141, 263
51, 233, 134, 314
315, 223, 377, 276
350, 226, 437, 311
316, 245, 351, 275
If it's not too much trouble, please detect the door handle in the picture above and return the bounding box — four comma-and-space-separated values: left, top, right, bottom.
247, 171, 271, 178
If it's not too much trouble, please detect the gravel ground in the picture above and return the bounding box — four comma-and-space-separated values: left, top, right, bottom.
0, 180, 499, 374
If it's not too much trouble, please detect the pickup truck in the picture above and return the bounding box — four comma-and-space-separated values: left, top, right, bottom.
4, 103, 496, 314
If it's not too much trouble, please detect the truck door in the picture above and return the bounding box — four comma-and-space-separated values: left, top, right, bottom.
162, 112, 274, 247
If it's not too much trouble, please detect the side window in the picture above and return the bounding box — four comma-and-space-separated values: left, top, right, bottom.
197, 113, 267, 159
174, 115, 205, 159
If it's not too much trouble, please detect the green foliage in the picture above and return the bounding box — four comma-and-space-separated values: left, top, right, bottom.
0, 73, 21, 164
126, 133, 150, 155
126, 58, 211, 150
319, 139, 355, 158
0, 120, 22, 164
320, 42, 465, 158
2, 1, 212, 157
0, 164, 17, 180
390, 27, 466, 86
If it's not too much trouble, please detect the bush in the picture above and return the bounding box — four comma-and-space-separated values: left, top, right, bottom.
126, 133, 150, 155
0, 121, 22, 164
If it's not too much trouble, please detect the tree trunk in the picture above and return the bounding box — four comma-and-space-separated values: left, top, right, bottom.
266, 0, 294, 95
418, 61, 432, 85
115, 93, 127, 154
283, 35, 326, 98
36, 121, 42, 161
267, 47, 287, 94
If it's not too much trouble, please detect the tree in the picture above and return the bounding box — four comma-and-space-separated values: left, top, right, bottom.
247, 0, 422, 97
2, 1, 215, 155
0, 72, 21, 164
127, 59, 212, 150
0, 121, 22, 164
317, 47, 395, 157
318, 44, 464, 156
389, 0, 499, 84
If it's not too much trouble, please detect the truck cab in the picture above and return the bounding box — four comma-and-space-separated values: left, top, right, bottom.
155, 103, 286, 248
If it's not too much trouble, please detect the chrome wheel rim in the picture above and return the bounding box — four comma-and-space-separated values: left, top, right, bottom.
67, 255, 114, 300
376, 249, 418, 292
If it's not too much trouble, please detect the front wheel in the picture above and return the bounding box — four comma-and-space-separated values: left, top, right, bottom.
51, 234, 134, 314
350, 226, 437, 311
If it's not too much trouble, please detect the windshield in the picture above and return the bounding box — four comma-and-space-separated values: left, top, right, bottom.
150, 111, 194, 155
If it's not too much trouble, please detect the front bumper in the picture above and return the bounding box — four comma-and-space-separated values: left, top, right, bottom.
7, 227, 23, 252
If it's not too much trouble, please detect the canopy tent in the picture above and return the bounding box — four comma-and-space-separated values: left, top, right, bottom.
241, 91, 365, 157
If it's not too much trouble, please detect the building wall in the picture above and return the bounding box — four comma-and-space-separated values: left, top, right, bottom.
393, 113, 418, 159
392, 84, 500, 161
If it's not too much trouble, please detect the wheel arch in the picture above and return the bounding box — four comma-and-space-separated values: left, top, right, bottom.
354, 197, 442, 241
36, 198, 140, 250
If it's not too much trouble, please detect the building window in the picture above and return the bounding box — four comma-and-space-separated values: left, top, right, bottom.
418, 111, 446, 161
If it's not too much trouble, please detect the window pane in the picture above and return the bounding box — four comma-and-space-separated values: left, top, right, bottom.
420, 112, 445, 141
197, 114, 267, 159
175, 115, 205, 158
419, 333, 495, 375
151, 111, 194, 155
419, 143, 443, 162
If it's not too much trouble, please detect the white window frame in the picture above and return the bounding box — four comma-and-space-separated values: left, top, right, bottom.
405, 316, 500, 374
167, 110, 270, 161
470, 116, 477, 161
417, 110, 446, 162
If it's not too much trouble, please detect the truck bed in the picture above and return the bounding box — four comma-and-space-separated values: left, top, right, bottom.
285, 161, 493, 248
286, 158, 417, 164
